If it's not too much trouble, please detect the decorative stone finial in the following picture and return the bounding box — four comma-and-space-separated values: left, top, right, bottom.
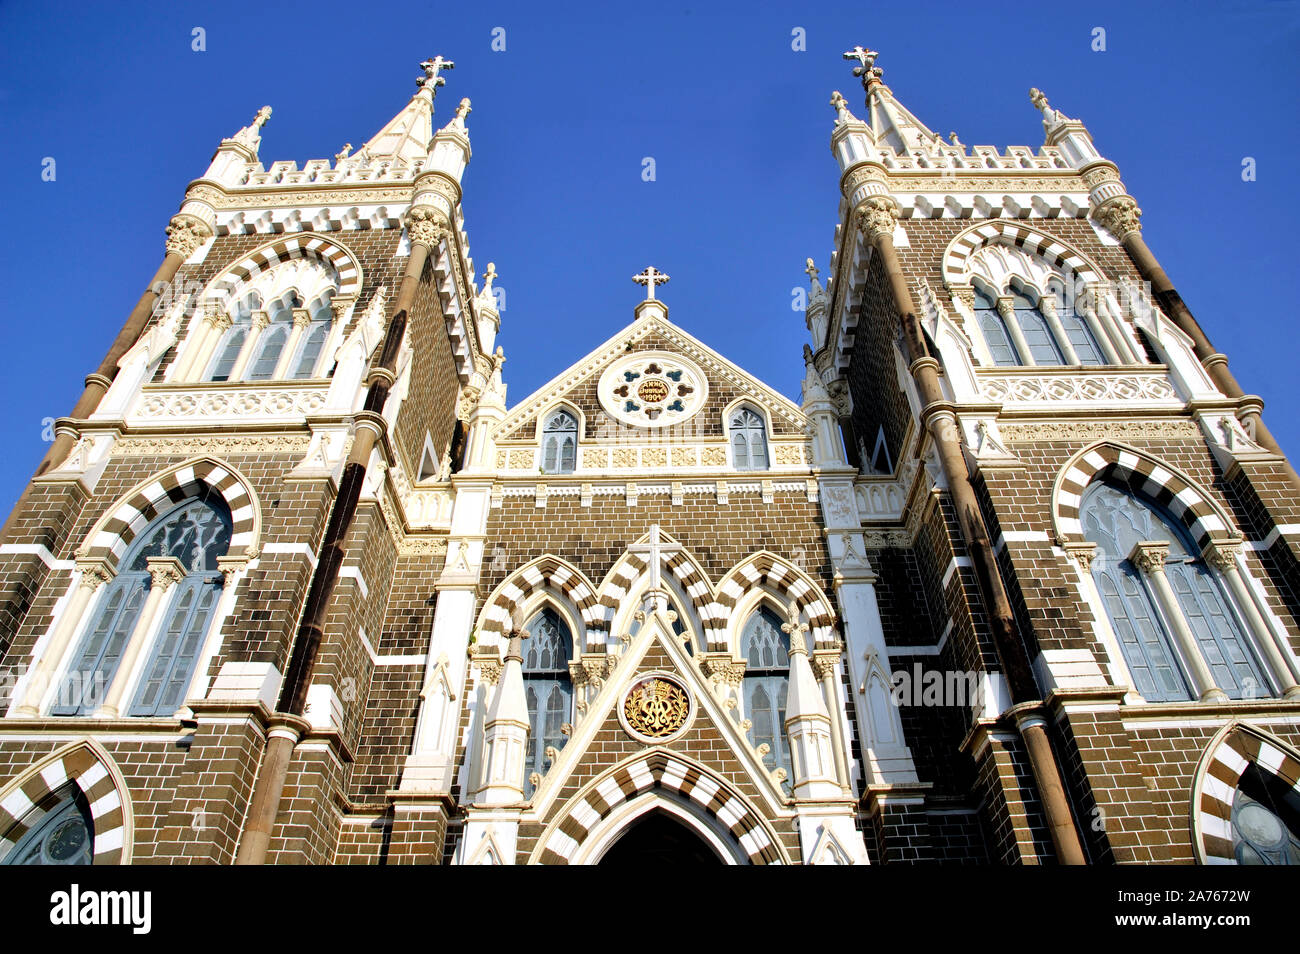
417, 55, 455, 93
842, 45, 882, 89
453, 97, 472, 126
231, 105, 272, 147
334, 143, 352, 163
781, 599, 810, 656
633, 266, 670, 301
1029, 87, 1064, 127
830, 90, 853, 123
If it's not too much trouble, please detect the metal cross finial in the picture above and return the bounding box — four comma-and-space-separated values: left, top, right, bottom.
633, 266, 671, 301
842, 45, 882, 87
418, 56, 455, 91
628, 524, 683, 593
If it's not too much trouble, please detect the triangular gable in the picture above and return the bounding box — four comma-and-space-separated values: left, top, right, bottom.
496, 313, 807, 442
526, 607, 789, 821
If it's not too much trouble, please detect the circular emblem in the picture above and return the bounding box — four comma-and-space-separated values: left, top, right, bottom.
597, 351, 708, 429
621, 674, 692, 742
636, 378, 669, 403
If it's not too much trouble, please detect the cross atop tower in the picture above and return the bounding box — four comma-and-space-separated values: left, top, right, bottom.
633, 266, 670, 301
417, 56, 455, 92
842, 45, 882, 88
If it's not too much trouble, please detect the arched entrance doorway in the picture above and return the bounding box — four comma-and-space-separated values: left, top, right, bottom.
598, 811, 724, 865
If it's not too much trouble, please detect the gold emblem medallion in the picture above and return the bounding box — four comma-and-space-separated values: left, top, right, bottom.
621, 675, 691, 741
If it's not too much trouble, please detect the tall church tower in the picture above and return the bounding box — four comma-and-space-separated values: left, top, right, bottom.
0, 58, 500, 863
807, 46, 1300, 863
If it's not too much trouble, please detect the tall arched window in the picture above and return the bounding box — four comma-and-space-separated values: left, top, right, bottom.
974, 289, 1020, 367
52, 494, 232, 717
289, 292, 334, 379
1, 784, 94, 866
730, 407, 769, 471
1082, 480, 1268, 702
1011, 290, 1066, 366
541, 410, 578, 474
1049, 284, 1105, 366
204, 292, 260, 383
740, 605, 791, 787
1231, 763, 1300, 865
522, 607, 573, 796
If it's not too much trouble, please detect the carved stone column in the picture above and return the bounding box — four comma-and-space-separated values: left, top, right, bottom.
173, 306, 230, 381
996, 296, 1034, 366
1129, 541, 1224, 702
1203, 541, 1300, 697
1036, 294, 1080, 365
93, 556, 187, 718
12, 560, 113, 716
273, 308, 314, 378
229, 310, 270, 381
812, 647, 852, 794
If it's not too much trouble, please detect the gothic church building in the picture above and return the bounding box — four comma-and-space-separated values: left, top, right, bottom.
1, 49, 1297, 865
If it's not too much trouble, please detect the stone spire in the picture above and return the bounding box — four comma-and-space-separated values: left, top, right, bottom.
1027, 87, 1102, 168
838, 45, 940, 154
358, 56, 455, 165
781, 601, 842, 800
200, 106, 272, 185
477, 617, 530, 804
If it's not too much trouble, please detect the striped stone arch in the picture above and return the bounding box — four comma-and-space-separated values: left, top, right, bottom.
81, 457, 260, 569
204, 233, 363, 303
1191, 722, 1300, 864
709, 552, 838, 651
942, 221, 1105, 289
1052, 442, 1237, 551
594, 532, 714, 641
0, 739, 132, 864
479, 556, 601, 642
530, 750, 786, 865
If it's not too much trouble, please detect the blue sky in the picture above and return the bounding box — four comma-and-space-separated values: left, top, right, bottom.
0, 1, 1297, 511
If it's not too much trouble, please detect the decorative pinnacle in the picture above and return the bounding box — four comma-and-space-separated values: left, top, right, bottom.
781, 599, 810, 655
334, 143, 352, 163
251, 105, 272, 131
842, 45, 882, 88
417, 55, 455, 92
804, 258, 819, 282
454, 97, 472, 125
633, 266, 670, 301
481, 262, 497, 292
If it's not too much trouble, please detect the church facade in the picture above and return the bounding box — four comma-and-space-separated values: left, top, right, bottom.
0, 48, 1297, 866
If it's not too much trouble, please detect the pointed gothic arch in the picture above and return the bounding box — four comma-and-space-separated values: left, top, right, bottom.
1191, 722, 1300, 864
1051, 441, 1238, 550
79, 457, 261, 568
477, 556, 601, 646
0, 740, 133, 864
595, 531, 714, 643
712, 552, 838, 652
529, 749, 788, 865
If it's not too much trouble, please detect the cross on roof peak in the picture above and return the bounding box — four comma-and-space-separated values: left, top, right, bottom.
842, 45, 883, 87
633, 266, 670, 301
628, 524, 683, 593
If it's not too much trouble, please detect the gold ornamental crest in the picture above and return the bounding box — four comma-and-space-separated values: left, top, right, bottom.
622, 676, 691, 740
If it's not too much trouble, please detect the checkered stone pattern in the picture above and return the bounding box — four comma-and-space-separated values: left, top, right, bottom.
534, 752, 781, 865
1054, 443, 1234, 549
205, 234, 363, 302
0, 744, 127, 864
941, 221, 1103, 287
706, 554, 836, 650
82, 459, 257, 568
1195, 725, 1300, 865
481, 557, 602, 643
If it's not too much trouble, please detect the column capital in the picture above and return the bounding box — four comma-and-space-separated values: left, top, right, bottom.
995, 296, 1017, 320
856, 195, 900, 242
1063, 541, 1098, 571
1094, 195, 1143, 240
74, 558, 114, 590
1129, 540, 1169, 573
946, 283, 975, 309
1201, 539, 1243, 573
145, 555, 187, 591
251, 310, 271, 330
164, 214, 213, 259
291, 308, 313, 330
405, 205, 449, 251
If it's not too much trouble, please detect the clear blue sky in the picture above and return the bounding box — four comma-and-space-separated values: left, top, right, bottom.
0, 1, 1297, 512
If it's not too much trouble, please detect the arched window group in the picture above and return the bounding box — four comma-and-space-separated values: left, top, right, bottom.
204, 289, 335, 384
973, 285, 1105, 369
740, 605, 792, 788
1082, 479, 1271, 703
521, 608, 574, 796
51, 494, 232, 718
